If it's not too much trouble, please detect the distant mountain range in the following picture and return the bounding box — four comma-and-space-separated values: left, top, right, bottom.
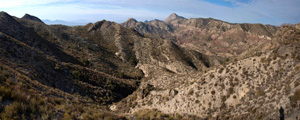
43, 19, 90, 26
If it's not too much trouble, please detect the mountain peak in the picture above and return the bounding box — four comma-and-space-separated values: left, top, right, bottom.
22, 13, 44, 23
0, 11, 12, 19
164, 13, 185, 23
126, 18, 138, 22
121, 18, 139, 27
0, 11, 19, 25
170, 13, 179, 17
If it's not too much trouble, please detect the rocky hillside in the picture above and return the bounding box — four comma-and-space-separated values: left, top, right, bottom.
113, 24, 300, 119
1, 11, 299, 120
0, 12, 215, 119
122, 13, 278, 60
0, 11, 142, 105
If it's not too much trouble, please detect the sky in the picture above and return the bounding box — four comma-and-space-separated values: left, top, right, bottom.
0, 0, 299, 26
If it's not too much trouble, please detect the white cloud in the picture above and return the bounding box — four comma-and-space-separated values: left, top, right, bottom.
0, 0, 75, 8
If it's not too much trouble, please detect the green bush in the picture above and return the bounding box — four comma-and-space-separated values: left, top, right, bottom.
105, 79, 116, 90
72, 71, 81, 79
83, 59, 91, 66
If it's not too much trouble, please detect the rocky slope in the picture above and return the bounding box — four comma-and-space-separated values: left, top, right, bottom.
0, 12, 214, 119
113, 24, 300, 119
0, 11, 140, 105
122, 13, 278, 60
121, 18, 172, 40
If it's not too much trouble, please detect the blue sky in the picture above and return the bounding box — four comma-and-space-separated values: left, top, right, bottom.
0, 0, 299, 26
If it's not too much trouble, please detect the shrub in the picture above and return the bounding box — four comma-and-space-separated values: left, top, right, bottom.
72, 71, 81, 79
211, 90, 216, 95
210, 74, 215, 78
188, 89, 194, 95
116, 71, 124, 78
129, 55, 138, 65
105, 79, 116, 90
83, 59, 91, 66
0, 70, 9, 83
218, 68, 224, 74
0, 86, 12, 100
228, 87, 234, 94
256, 88, 265, 97
295, 65, 300, 71
233, 95, 237, 99
63, 112, 73, 120
290, 89, 300, 108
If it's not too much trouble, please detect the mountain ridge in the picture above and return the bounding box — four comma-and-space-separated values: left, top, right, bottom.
122, 13, 278, 62
22, 13, 44, 23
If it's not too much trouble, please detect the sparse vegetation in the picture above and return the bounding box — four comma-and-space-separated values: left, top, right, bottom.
83, 59, 91, 66
72, 70, 82, 79
0, 70, 51, 120
188, 89, 194, 95
133, 109, 182, 120
228, 87, 234, 94
105, 78, 116, 90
